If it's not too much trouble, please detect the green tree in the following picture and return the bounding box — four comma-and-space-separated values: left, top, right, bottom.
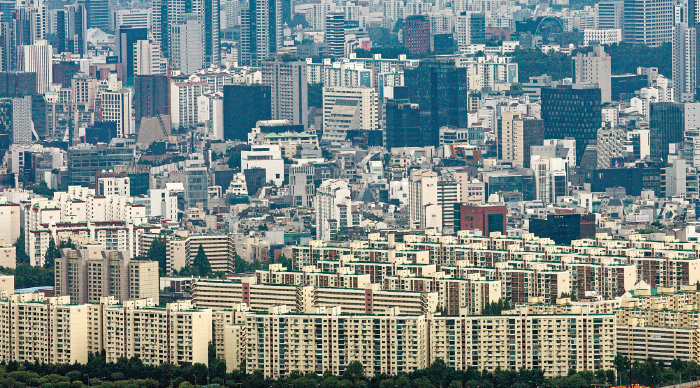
14, 231, 29, 265
43, 239, 60, 269
192, 245, 211, 276
147, 237, 168, 274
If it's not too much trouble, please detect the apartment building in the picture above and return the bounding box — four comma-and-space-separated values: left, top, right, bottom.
191, 277, 438, 315
616, 285, 700, 364
216, 304, 615, 379
102, 299, 212, 366
55, 246, 159, 304
24, 186, 157, 266
0, 293, 89, 365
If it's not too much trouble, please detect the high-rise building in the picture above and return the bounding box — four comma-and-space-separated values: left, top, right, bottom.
262, 58, 308, 128
134, 75, 169, 126
541, 85, 602, 164
595, 0, 624, 30
649, 102, 700, 161
170, 80, 207, 129
404, 58, 468, 147
498, 113, 544, 168
83, 0, 110, 31
66, 144, 134, 187
623, 0, 673, 47
455, 12, 485, 53
403, 15, 430, 55
117, 26, 147, 85
151, 0, 185, 59
222, 84, 271, 140
133, 40, 167, 76
184, 155, 209, 209
203, 0, 221, 66
322, 86, 378, 140
672, 23, 697, 102
324, 13, 345, 57
0, 72, 37, 97
64, 3, 87, 56
55, 246, 159, 305
171, 14, 204, 75
315, 179, 358, 241
17, 40, 52, 94
573, 45, 612, 103
384, 99, 421, 150
0, 96, 33, 143
597, 127, 626, 168
239, 0, 281, 66
99, 88, 133, 138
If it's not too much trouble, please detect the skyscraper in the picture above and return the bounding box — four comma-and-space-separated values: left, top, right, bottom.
83, 0, 110, 31
117, 26, 148, 85
151, 0, 185, 59
18, 40, 52, 94
672, 23, 697, 102
202, 0, 220, 66
171, 14, 204, 75
404, 58, 468, 146
240, 0, 281, 66
64, 3, 87, 56
134, 75, 169, 127
595, 0, 623, 30
324, 13, 345, 57
384, 98, 421, 150
649, 102, 700, 161
262, 57, 308, 127
541, 85, 602, 164
222, 84, 271, 140
623, 0, 673, 47
403, 15, 430, 55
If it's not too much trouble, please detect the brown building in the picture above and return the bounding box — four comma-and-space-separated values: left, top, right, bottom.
455, 203, 507, 235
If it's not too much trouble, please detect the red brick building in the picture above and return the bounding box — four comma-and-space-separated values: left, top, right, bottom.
456, 204, 507, 236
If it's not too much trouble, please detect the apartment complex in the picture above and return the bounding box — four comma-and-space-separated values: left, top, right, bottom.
0, 294, 211, 367
215, 304, 616, 378
55, 246, 159, 304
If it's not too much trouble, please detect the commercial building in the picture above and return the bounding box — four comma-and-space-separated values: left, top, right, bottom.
541, 85, 602, 164
222, 85, 271, 141
322, 86, 378, 140
623, 0, 673, 47
649, 102, 700, 162
262, 58, 308, 128
455, 203, 506, 235
404, 58, 468, 146
574, 45, 612, 103
403, 15, 430, 55
315, 179, 359, 241
324, 13, 345, 57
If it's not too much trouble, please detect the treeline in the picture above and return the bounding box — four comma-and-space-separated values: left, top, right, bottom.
512, 43, 672, 82
4, 353, 700, 388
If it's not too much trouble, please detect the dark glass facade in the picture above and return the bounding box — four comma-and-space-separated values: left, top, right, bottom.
223, 84, 271, 141
541, 86, 602, 164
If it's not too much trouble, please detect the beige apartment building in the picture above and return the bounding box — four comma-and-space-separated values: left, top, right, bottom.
192, 277, 438, 315
103, 299, 212, 366
0, 293, 89, 365
216, 304, 615, 378
55, 246, 159, 304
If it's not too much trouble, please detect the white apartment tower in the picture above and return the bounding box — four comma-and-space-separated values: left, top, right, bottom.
18, 40, 52, 94
573, 45, 612, 103
171, 14, 204, 75
315, 179, 358, 241
673, 23, 698, 102
262, 58, 309, 128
